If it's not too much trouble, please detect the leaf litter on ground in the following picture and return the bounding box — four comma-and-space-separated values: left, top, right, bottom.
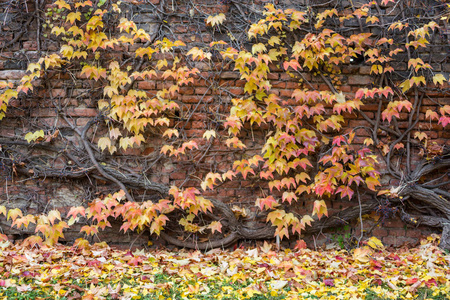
0, 235, 448, 299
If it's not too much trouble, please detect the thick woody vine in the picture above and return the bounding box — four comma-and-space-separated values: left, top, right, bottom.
0, 0, 449, 250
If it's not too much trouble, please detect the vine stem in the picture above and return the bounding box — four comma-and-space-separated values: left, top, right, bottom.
62, 115, 134, 202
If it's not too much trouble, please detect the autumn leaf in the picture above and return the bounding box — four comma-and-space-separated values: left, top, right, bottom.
98, 137, 112, 151
353, 247, 371, 263
24, 130, 45, 143
162, 129, 179, 139
54, 0, 71, 10
205, 13, 226, 27
7, 208, 23, 221
0, 206, 6, 217
367, 236, 385, 251
414, 131, 427, 141
67, 206, 86, 219
66, 11, 81, 24
432, 74, 447, 86
208, 221, 222, 233
202, 130, 216, 140
312, 200, 328, 220
256, 196, 279, 210
293, 239, 307, 250
81, 225, 99, 236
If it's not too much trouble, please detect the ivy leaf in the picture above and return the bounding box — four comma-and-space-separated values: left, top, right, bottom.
7, 208, 23, 222
202, 130, 216, 140
67, 206, 86, 219
255, 196, 280, 210
364, 138, 374, 146
163, 129, 179, 139
201, 173, 222, 191
312, 200, 328, 220
66, 11, 81, 24
399, 79, 411, 93
0, 206, 6, 217
432, 74, 446, 86
47, 210, 62, 226
54, 0, 71, 10
208, 221, 222, 234
293, 239, 307, 250
414, 132, 427, 141
24, 130, 45, 143
205, 13, 226, 27
336, 185, 354, 200
81, 225, 99, 236
98, 137, 112, 152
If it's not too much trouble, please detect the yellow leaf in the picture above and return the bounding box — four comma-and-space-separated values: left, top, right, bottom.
98, 137, 111, 151
364, 138, 374, 146
24, 130, 45, 143
335, 92, 346, 104
0, 206, 6, 217
252, 43, 267, 54
205, 13, 226, 27
54, 0, 71, 10
399, 79, 410, 93
27, 63, 41, 73
432, 74, 446, 86
51, 26, 66, 37
202, 130, 216, 140
312, 200, 328, 220
163, 129, 179, 139
7, 208, 22, 221
414, 131, 427, 141
353, 247, 371, 263
67, 216, 78, 226
367, 236, 384, 250
68, 26, 84, 36
47, 210, 61, 226
60, 45, 74, 59
66, 11, 81, 24
268, 36, 281, 46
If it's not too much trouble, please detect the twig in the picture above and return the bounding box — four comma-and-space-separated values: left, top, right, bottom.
356, 188, 363, 246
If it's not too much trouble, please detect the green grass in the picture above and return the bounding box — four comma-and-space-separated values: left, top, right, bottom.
1, 280, 449, 300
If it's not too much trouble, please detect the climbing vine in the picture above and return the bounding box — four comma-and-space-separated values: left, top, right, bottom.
0, 0, 449, 250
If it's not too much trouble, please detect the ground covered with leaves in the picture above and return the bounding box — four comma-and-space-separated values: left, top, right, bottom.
0, 236, 449, 300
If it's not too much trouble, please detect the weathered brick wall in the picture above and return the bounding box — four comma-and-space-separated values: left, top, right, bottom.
0, 0, 448, 249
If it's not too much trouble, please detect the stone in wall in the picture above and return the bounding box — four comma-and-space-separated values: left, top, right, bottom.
52, 185, 85, 208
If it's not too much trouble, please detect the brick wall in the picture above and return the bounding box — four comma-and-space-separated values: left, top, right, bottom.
0, 0, 448, 249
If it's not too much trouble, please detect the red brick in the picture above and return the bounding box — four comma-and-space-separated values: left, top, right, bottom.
359, 66, 371, 75
0, 70, 26, 80
137, 81, 156, 90
272, 81, 286, 88
348, 75, 373, 85
279, 89, 292, 97
383, 219, 405, 228
179, 87, 194, 94
372, 228, 388, 237
195, 87, 211, 95
383, 236, 417, 247
228, 88, 244, 95
170, 172, 186, 180
51, 89, 66, 98
220, 72, 239, 79
389, 229, 406, 237
30, 108, 57, 117
23, 41, 37, 50
66, 108, 98, 117
191, 121, 206, 129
